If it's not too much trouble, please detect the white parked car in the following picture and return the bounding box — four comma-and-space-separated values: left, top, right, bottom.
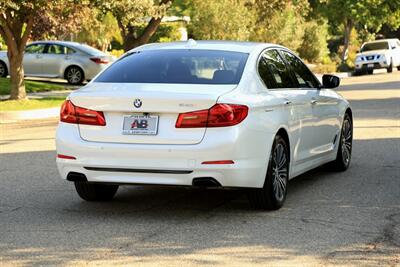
355, 38, 400, 75
0, 41, 114, 84
56, 41, 353, 210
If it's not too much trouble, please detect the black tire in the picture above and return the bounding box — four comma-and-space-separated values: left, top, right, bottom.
329, 112, 353, 171
65, 66, 85, 85
74, 182, 118, 201
367, 69, 373, 75
0, 61, 8, 77
387, 59, 393, 73
354, 69, 363, 76
247, 135, 289, 210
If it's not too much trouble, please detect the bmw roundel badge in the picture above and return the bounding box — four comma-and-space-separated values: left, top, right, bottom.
134, 99, 142, 108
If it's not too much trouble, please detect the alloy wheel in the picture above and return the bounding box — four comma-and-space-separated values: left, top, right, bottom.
272, 143, 288, 202
341, 117, 352, 166
67, 67, 82, 84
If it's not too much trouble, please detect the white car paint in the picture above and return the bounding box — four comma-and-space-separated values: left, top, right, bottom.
355, 38, 400, 72
56, 41, 350, 189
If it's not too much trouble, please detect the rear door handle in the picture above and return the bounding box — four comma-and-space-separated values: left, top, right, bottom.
284, 100, 292, 105
310, 99, 318, 105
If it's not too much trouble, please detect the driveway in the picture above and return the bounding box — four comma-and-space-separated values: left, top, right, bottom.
0, 71, 399, 266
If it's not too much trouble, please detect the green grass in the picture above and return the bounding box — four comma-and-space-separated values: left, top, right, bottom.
0, 78, 68, 95
0, 97, 65, 111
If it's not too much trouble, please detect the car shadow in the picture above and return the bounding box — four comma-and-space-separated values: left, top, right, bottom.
1, 136, 399, 266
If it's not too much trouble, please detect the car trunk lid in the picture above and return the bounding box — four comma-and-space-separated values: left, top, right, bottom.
71, 82, 237, 145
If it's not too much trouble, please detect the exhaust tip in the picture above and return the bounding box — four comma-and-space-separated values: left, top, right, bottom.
67, 172, 87, 182
192, 177, 221, 187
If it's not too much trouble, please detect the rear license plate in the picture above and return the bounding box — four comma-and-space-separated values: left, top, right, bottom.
122, 115, 159, 135
368, 64, 374, 68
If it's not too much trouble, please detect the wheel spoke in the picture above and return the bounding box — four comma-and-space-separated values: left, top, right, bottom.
275, 145, 282, 165
275, 178, 282, 198
278, 155, 286, 169
273, 150, 278, 166
273, 178, 279, 195
278, 167, 287, 175
278, 176, 286, 193
342, 144, 349, 163
344, 141, 352, 150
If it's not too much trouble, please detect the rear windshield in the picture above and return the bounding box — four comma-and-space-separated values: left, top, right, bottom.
361, 42, 389, 52
94, 49, 249, 84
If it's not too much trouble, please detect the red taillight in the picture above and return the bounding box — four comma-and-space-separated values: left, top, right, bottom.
202, 160, 234, 164
57, 154, 76, 160
60, 100, 106, 126
175, 103, 248, 128
90, 57, 109, 64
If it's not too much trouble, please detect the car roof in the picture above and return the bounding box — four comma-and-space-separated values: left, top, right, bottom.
29, 40, 84, 47
363, 38, 399, 44
132, 40, 285, 53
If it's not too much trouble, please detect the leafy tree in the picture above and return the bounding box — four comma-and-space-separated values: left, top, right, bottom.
313, 0, 400, 63
189, 0, 254, 40
167, 0, 191, 16
31, 3, 93, 41
76, 12, 122, 51
250, 3, 307, 52
0, 0, 87, 100
298, 20, 330, 63
93, 0, 173, 51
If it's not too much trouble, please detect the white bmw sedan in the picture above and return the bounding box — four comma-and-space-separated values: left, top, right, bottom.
56, 41, 353, 210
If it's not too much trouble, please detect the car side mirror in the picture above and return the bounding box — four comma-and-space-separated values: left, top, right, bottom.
322, 74, 340, 89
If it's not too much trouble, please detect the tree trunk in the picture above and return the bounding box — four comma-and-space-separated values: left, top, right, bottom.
122, 17, 164, 51
120, 0, 173, 51
341, 19, 353, 63
8, 51, 26, 100
0, 13, 33, 100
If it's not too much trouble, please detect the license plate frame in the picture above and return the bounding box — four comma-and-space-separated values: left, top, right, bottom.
367, 63, 374, 68
122, 114, 159, 135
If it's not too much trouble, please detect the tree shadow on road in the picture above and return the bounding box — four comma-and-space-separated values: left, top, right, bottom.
1, 136, 399, 266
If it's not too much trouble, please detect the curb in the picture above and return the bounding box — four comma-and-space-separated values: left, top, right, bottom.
0, 107, 59, 122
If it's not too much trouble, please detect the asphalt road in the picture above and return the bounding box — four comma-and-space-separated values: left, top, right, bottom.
1, 71, 399, 267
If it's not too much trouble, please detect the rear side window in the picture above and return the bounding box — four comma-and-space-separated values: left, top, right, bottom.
258, 49, 296, 89
66, 47, 76, 54
95, 49, 248, 84
281, 51, 320, 88
46, 44, 65, 54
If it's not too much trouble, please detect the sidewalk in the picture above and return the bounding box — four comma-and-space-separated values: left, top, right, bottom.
0, 89, 73, 100
0, 90, 73, 122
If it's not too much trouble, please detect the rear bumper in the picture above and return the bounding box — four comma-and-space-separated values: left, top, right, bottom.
56, 123, 271, 188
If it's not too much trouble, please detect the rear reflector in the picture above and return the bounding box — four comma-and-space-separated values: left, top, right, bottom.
176, 103, 248, 128
60, 100, 106, 126
202, 160, 235, 164
57, 154, 76, 160
90, 57, 109, 64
